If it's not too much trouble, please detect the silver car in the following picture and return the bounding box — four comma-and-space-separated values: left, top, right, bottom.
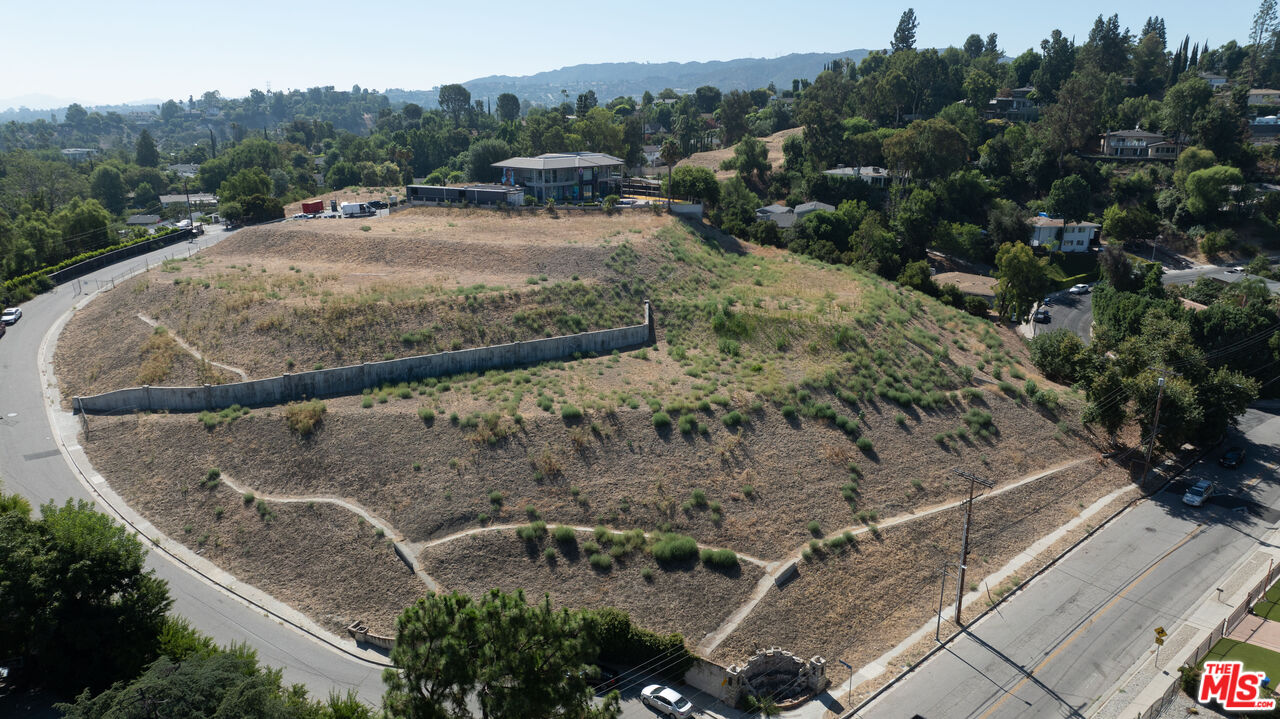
1182, 479, 1215, 507
1, 307, 21, 325
641, 684, 694, 718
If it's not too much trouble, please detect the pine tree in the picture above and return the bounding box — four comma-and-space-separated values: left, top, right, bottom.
891, 8, 918, 53
1189, 42, 1200, 69
1250, 0, 1278, 83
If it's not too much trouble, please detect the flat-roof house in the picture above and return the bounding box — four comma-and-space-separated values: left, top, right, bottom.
822, 165, 896, 187
1248, 89, 1280, 107
126, 214, 161, 226
158, 193, 217, 206
982, 86, 1038, 121
1099, 129, 1182, 160
754, 201, 835, 229
405, 184, 524, 207
60, 148, 98, 163
1199, 72, 1229, 89
1028, 214, 1099, 253
492, 152, 624, 203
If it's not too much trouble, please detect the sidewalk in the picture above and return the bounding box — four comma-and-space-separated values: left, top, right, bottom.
1090, 522, 1280, 719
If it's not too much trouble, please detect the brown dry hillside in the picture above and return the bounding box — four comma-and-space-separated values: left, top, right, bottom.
65, 206, 1119, 657
676, 127, 802, 180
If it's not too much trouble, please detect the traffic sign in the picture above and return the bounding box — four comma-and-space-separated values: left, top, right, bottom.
1155, 637, 1165, 646
1155, 626, 1168, 638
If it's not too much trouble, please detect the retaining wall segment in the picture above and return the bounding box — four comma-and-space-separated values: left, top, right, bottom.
74, 301, 654, 413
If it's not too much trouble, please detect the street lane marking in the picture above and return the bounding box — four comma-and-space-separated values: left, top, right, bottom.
975, 524, 1204, 719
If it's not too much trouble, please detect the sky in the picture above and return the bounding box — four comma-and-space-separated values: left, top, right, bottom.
0, 0, 1255, 109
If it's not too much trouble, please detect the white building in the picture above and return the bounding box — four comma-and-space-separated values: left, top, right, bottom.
1028, 215, 1099, 253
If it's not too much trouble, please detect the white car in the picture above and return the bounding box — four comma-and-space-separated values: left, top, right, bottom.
641, 684, 694, 718
1182, 479, 1215, 507
1, 307, 21, 325
1069, 284, 1090, 295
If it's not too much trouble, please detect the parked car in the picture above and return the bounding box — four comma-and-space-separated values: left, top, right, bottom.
1042, 296, 1055, 306
1069, 283, 1090, 295
641, 685, 694, 718
366, 200, 389, 210
1182, 479, 1216, 507
1, 307, 21, 325
1220, 447, 1246, 469
1033, 308, 1051, 323
591, 666, 619, 692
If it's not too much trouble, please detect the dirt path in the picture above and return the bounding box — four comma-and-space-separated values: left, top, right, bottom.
137, 313, 249, 381
695, 456, 1094, 654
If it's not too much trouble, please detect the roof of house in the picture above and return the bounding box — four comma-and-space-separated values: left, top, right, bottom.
492, 152, 625, 170
823, 165, 891, 178
795, 201, 835, 214
1027, 215, 1101, 229
158, 193, 217, 204
1250, 88, 1280, 95
1199, 72, 1228, 80
126, 214, 161, 225
1104, 129, 1169, 140
1180, 297, 1209, 312
755, 204, 792, 215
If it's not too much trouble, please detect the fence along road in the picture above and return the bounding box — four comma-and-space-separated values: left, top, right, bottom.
0, 228, 388, 705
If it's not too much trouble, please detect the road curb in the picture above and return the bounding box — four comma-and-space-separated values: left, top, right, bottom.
844, 448, 1205, 718
35, 238, 395, 671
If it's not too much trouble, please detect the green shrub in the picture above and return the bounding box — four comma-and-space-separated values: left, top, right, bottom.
651, 411, 671, 428
418, 406, 435, 423
691, 489, 707, 507
742, 484, 755, 498
242, 492, 254, 504
589, 553, 613, 570
560, 403, 583, 421
553, 526, 577, 543
856, 437, 874, 452
641, 567, 654, 581
677, 413, 697, 433
488, 490, 504, 506
780, 404, 797, 418
807, 520, 822, 536
700, 548, 739, 569
722, 411, 744, 427
361, 396, 374, 408
544, 547, 557, 560
285, 399, 326, 436
516, 521, 548, 541
651, 533, 699, 562
582, 540, 601, 554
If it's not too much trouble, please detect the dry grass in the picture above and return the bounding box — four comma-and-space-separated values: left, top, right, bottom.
283, 186, 400, 216
676, 127, 803, 180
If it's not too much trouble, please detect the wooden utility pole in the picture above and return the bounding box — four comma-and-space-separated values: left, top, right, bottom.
951, 468, 994, 625
1140, 374, 1167, 489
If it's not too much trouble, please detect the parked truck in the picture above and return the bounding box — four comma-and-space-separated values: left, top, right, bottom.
340, 202, 375, 218
301, 200, 323, 214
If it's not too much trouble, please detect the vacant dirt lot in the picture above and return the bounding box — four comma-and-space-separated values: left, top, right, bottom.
677, 127, 802, 180
283, 186, 400, 216
419, 529, 764, 642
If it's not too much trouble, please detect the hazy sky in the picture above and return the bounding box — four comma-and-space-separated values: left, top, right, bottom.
1, 0, 1252, 107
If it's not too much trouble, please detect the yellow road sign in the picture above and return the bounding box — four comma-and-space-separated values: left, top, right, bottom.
1155, 626, 1168, 638
1155, 637, 1165, 646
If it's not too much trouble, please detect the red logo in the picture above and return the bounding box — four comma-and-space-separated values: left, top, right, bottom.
1199, 660, 1276, 711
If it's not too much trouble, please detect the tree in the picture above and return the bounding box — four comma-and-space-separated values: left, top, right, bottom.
52, 197, 112, 255
694, 86, 722, 114
963, 34, 985, 59
987, 199, 1030, 247
403, 102, 424, 121
881, 118, 967, 181
665, 166, 720, 205
496, 93, 521, 123
892, 9, 919, 53
467, 139, 513, 183
240, 194, 284, 224
893, 187, 937, 260
63, 102, 88, 126
135, 129, 160, 167
1161, 78, 1213, 141
723, 135, 770, 187
719, 90, 753, 145
1029, 328, 1092, 384
714, 177, 758, 237
1083, 366, 1127, 436
994, 241, 1049, 320
382, 589, 620, 719
1033, 30, 1076, 102
1011, 50, 1042, 88
438, 84, 472, 125
0, 497, 172, 694
1250, 0, 1278, 84
1184, 165, 1244, 220
219, 167, 273, 203
575, 90, 598, 116
1101, 204, 1158, 242
659, 139, 681, 205
963, 68, 998, 110
133, 181, 159, 210
1047, 175, 1091, 224
89, 165, 127, 216
1079, 14, 1131, 74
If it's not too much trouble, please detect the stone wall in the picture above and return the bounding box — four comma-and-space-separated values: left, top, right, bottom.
74, 302, 653, 414
724, 648, 827, 708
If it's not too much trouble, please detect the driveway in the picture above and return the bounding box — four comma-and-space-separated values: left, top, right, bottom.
1034, 290, 1093, 344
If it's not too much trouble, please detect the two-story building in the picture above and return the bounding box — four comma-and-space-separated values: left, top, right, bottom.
822, 165, 896, 187
982, 86, 1038, 121
1099, 129, 1182, 160
492, 152, 625, 203
1028, 214, 1100, 253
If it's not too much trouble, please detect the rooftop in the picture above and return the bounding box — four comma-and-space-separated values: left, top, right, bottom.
1104, 129, 1168, 139
492, 152, 626, 170
1027, 215, 1100, 229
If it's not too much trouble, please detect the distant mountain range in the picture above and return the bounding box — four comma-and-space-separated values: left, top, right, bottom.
384, 50, 874, 108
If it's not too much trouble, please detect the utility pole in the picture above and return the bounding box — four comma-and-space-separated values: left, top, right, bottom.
183, 178, 193, 231
1140, 374, 1167, 489
951, 468, 994, 626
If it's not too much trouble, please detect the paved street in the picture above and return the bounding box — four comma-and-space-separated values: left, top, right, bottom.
1034, 290, 1093, 343
858, 407, 1280, 718
0, 229, 387, 706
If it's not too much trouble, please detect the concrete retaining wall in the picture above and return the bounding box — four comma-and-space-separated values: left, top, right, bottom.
75, 302, 653, 414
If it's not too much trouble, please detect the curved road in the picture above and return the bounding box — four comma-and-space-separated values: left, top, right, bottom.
0, 230, 387, 704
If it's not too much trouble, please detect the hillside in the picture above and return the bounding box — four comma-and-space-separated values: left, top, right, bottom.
384, 50, 872, 107
60, 207, 1128, 676
677, 127, 802, 180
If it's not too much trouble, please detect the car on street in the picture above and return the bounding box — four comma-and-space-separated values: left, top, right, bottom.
1069, 283, 1090, 295
1220, 446, 1246, 469
641, 685, 694, 718
1042, 296, 1055, 306
1, 307, 21, 325
1182, 479, 1216, 507
1226, 267, 1244, 274
1033, 308, 1051, 323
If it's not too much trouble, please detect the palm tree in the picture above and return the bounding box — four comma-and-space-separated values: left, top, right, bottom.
659, 139, 681, 207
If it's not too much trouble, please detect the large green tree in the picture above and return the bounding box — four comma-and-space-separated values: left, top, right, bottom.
0, 495, 172, 694
496, 93, 521, 123
1047, 175, 1091, 224
437, 84, 472, 126
891, 8, 919, 53
135, 129, 160, 167
89, 165, 127, 216
382, 589, 620, 719
994, 241, 1049, 320
1184, 165, 1244, 220
881, 117, 967, 181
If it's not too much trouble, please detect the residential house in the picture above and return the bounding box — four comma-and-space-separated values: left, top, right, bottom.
1099, 129, 1182, 159
1198, 72, 1229, 89
158, 193, 218, 207
60, 148, 98, 163
406, 184, 524, 207
981, 86, 1038, 121
126, 214, 161, 227
1027, 214, 1099, 253
492, 152, 624, 203
822, 165, 895, 187
166, 163, 200, 178
642, 145, 662, 166
754, 201, 835, 229
1248, 89, 1280, 108
126, 111, 157, 124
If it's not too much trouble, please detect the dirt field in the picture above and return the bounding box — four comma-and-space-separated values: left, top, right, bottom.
676, 127, 802, 180
63, 207, 1116, 659
419, 529, 765, 642
283, 186, 400, 216
934, 272, 996, 299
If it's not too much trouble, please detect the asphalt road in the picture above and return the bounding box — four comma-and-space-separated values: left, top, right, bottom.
1034, 290, 1093, 344
0, 230, 387, 705
858, 407, 1280, 719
